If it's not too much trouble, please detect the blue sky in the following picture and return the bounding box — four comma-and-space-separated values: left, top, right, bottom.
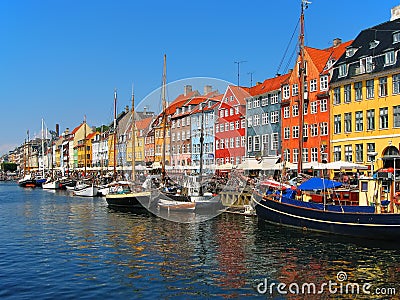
1, 0, 399, 155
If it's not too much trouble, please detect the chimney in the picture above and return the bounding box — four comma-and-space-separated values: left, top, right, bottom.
333, 38, 342, 47
65, 128, 69, 135
55, 124, 59, 136
184, 85, 192, 96
391, 5, 400, 21
143, 106, 147, 114
125, 105, 129, 113
203, 85, 212, 95
256, 81, 262, 85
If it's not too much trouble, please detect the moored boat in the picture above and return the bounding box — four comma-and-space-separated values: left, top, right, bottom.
73, 182, 98, 197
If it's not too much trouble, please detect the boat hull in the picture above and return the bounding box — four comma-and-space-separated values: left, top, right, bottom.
42, 181, 60, 189
106, 191, 151, 211
253, 192, 400, 240
158, 198, 196, 211
73, 185, 98, 197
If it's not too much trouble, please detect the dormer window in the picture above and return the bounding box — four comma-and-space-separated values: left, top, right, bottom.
385, 50, 395, 66
393, 32, 400, 44
346, 47, 357, 57
369, 40, 380, 49
338, 64, 347, 77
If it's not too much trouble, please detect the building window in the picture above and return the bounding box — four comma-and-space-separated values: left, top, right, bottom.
345, 145, 353, 162
379, 77, 388, 97
394, 105, 400, 128
344, 84, 351, 103
292, 84, 298, 96
344, 113, 352, 133
284, 106, 290, 118
379, 107, 388, 129
334, 114, 341, 134
241, 136, 245, 147
247, 116, 252, 127
230, 122, 234, 130
393, 74, 400, 94
334, 146, 341, 161
235, 120, 239, 129
262, 112, 269, 124
355, 111, 363, 132
292, 126, 299, 138
385, 50, 395, 66
270, 93, 278, 104
284, 149, 290, 162
303, 124, 308, 138
253, 115, 260, 126
338, 64, 347, 77
247, 99, 252, 110
283, 85, 290, 99
320, 99, 327, 112
320, 75, 328, 91
292, 105, 299, 117
366, 79, 374, 99
253, 98, 260, 108
311, 147, 318, 162
355, 144, 363, 162
284, 127, 290, 139
393, 32, 400, 43
310, 124, 318, 136
367, 109, 375, 130
247, 136, 252, 152
333, 87, 341, 105
230, 138, 234, 148
271, 133, 279, 151
302, 148, 308, 163
236, 137, 240, 147
320, 122, 328, 136
360, 56, 373, 73
354, 82, 362, 101
241, 119, 246, 129
271, 111, 279, 123
262, 134, 269, 155
367, 143, 375, 162
310, 79, 317, 92
303, 102, 308, 115
261, 97, 268, 106
293, 148, 299, 163
310, 101, 317, 114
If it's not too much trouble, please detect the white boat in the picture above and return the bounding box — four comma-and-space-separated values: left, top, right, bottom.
42, 179, 60, 189
73, 183, 98, 197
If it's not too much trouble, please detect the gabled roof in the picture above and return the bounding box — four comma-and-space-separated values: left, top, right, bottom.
71, 123, 83, 135
136, 117, 153, 130
220, 85, 251, 107
249, 73, 291, 96
86, 132, 97, 140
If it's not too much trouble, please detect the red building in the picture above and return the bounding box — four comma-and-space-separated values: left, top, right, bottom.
215, 85, 250, 166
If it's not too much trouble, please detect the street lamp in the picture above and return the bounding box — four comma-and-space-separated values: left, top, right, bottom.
368, 151, 378, 177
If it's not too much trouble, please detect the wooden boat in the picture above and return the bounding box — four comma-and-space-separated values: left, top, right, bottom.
73, 182, 98, 197
42, 179, 61, 189
158, 198, 196, 211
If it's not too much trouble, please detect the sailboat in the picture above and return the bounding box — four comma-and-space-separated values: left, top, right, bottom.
73, 116, 98, 197
18, 130, 37, 188
105, 88, 151, 210
252, 0, 400, 241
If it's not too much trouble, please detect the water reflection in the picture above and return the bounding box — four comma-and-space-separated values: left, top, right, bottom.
1, 182, 400, 299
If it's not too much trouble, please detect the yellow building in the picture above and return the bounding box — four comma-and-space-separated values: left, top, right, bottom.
330, 13, 400, 173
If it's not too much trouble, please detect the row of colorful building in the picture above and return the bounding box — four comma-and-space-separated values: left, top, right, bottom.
4, 6, 400, 174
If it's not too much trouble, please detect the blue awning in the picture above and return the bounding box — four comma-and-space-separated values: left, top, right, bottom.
298, 177, 342, 191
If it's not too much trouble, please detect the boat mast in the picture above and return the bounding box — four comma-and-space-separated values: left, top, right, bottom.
131, 84, 136, 182
27, 130, 30, 175
199, 101, 205, 196
113, 89, 118, 181
41, 119, 45, 178
83, 115, 87, 177
161, 54, 167, 182
297, 0, 308, 177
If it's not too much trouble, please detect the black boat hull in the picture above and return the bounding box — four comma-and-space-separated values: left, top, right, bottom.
253, 192, 400, 240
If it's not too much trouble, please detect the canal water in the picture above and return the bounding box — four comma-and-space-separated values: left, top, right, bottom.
1, 181, 399, 299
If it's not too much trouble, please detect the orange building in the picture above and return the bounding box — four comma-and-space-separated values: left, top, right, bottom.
280, 39, 351, 170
